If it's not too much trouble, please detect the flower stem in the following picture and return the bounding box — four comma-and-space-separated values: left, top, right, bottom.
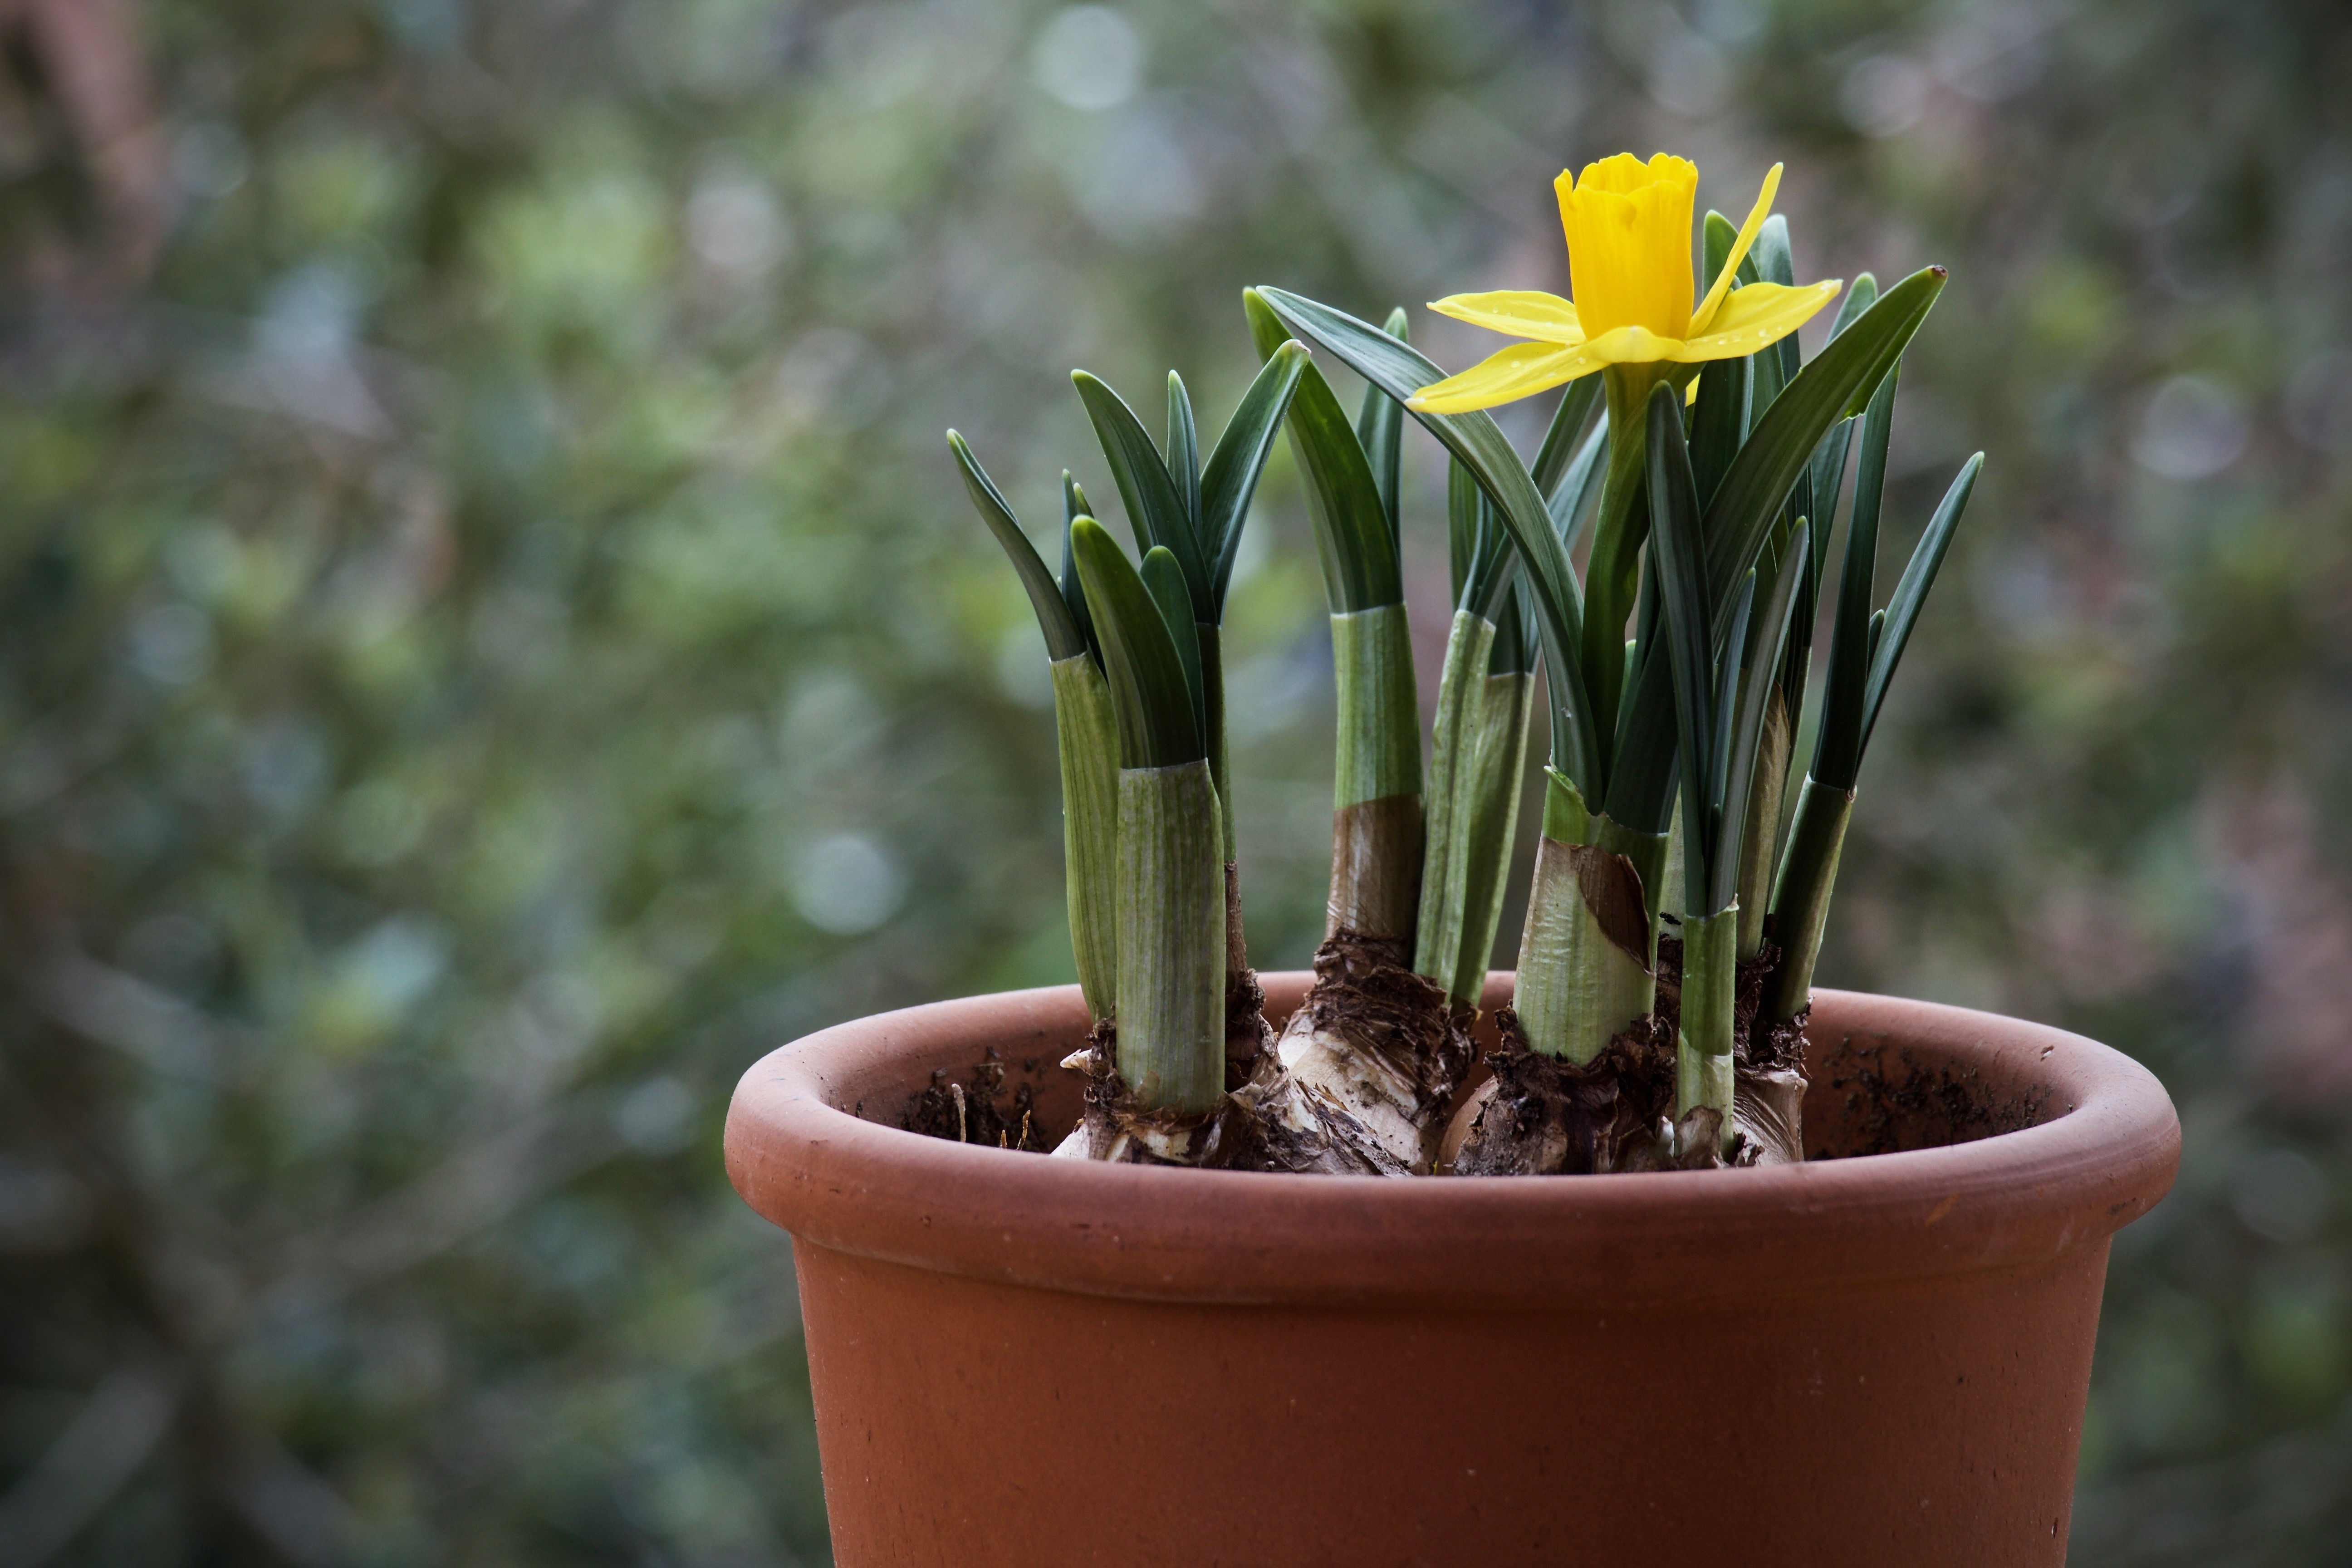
1579, 364, 1670, 755
1676, 903, 1738, 1147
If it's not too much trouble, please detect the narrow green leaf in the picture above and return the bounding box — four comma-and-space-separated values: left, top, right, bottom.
1241, 289, 1400, 613
1859, 453, 1981, 756
1710, 573, 1754, 822
1198, 340, 1309, 612
1490, 577, 1537, 676
1715, 523, 1809, 913
1061, 471, 1098, 660
948, 430, 1083, 661
1811, 363, 1898, 790
1073, 372, 1213, 619
1604, 629, 1680, 839
1805, 421, 1853, 582
1139, 545, 1205, 751
1751, 214, 1802, 390
1735, 248, 1786, 426
1051, 653, 1120, 1022
1688, 352, 1750, 510
1828, 271, 1879, 339
1643, 381, 1718, 912
1356, 306, 1408, 549
1447, 456, 1478, 607
1166, 372, 1200, 536
1816, 364, 1891, 789
1701, 265, 1946, 641
1531, 375, 1604, 496
1451, 463, 1514, 617
1070, 517, 1205, 770
1702, 211, 1738, 298
1252, 285, 1598, 793
1547, 412, 1609, 558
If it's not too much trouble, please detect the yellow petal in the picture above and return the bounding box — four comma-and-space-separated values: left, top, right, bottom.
1583, 323, 1686, 364
1427, 290, 1584, 344
1688, 162, 1783, 337
1406, 341, 1604, 413
1673, 279, 1842, 363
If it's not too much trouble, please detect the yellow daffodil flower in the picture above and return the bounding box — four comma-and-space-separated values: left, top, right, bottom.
1407, 155, 1842, 414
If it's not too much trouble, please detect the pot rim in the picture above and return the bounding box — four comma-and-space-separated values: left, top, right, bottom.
724, 976, 2179, 1310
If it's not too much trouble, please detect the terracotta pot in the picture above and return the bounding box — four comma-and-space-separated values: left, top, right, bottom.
725, 974, 2177, 1568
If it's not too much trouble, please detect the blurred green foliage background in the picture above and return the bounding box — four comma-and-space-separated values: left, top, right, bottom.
1, 0, 2347, 1561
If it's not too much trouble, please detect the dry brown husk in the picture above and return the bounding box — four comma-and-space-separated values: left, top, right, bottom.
1055, 959, 1412, 1172
1271, 930, 1476, 1174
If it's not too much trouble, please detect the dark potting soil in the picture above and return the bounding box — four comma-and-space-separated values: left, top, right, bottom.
1805, 1032, 2050, 1160
895, 928, 2040, 1165
1450, 1009, 1714, 1174
900, 965, 1282, 1158
902, 1049, 1050, 1152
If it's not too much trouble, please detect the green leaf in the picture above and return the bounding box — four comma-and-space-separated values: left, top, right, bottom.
1858, 452, 1982, 756
1828, 271, 1880, 338
1448, 455, 1478, 607
1643, 381, 1718, 911
1531, 375, 1603, 496
1715, 522, 1808, 913
1701, 265, 1946, 642
1489, 577, 1537, 676
1733, 253, 1786, 428
1166, 372, 1200, 537
1070, 518, 1205, 770
1241, 289, 1401, 614
1356, 307, 1408, 549
1688, 351, 1750, 511
1710, 572, 1754, 822
1450, 457, 1514, 617
947, 430, 1083, 661
1751, 214, 1802, 392
1701, 211, 1738, 299
1793, 271, 1873, 620
1805, 421, 1853, 578
1546, 412, 1609, 558
1198, 340, 1309, 612
1073, 371, 1213, 620
1061, 471, 1098, 660
1604, 627, 1681, 838
1139, 544, 1205, 751
1251, 285, 1599, 793
1810, 362, 1899, 790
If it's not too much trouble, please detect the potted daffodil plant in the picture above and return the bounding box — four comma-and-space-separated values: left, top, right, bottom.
726, 152, 2178, 1568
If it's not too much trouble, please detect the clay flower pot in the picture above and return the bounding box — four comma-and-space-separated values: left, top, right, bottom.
725, 972, 2176, 1568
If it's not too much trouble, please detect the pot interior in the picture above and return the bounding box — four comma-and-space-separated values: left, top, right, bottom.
860, 979, 2059, 1164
